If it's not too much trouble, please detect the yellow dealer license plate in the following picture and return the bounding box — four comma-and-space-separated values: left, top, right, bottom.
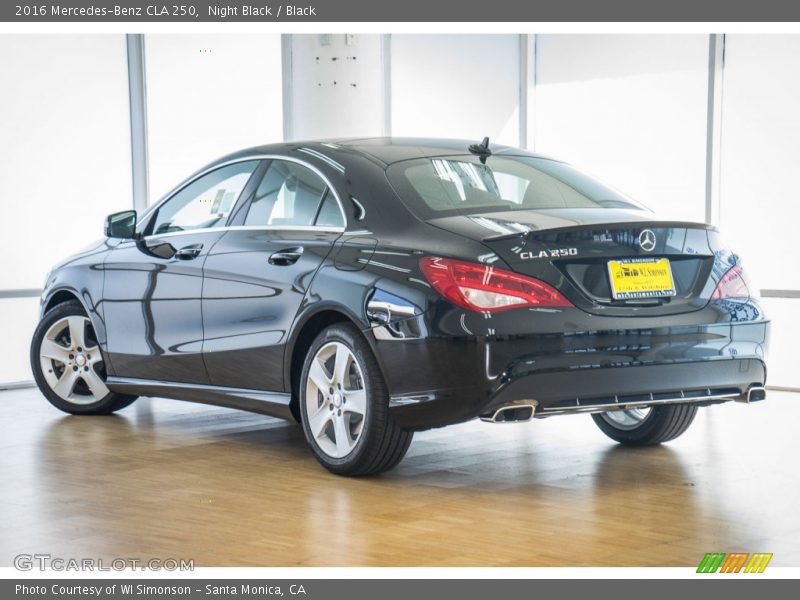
607, 258, 676, 300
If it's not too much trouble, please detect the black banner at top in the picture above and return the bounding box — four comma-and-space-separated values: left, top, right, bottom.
3, 0, 800, 22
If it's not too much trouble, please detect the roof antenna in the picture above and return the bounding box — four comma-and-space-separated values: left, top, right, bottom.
468, 137, 491, 163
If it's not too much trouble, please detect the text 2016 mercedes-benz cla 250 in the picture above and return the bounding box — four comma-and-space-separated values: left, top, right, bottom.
31, 138, 769, 475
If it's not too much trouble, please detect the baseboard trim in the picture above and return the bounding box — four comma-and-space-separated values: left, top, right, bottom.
0, 380, 35, 391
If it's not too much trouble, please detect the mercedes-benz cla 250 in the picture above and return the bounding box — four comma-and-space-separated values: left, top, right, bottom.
31, 138, 769, 475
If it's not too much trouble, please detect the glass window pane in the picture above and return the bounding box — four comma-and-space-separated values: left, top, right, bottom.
535, 34, 708, 222
151, 161, 258, 234
245, 161, 327, 227
314, 192, 345, 228
388, 155, 644, 219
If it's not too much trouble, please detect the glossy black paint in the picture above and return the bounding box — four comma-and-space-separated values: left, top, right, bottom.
40, 138, 770, 429
202, 227, 341, 391
103, 230, 224, 384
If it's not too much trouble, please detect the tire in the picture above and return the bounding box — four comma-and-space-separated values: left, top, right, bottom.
591, 404, 698, 446
299, 323, 413, 476
31, 300, 138, 415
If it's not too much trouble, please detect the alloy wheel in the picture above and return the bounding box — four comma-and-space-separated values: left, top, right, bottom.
304, 341, 367, 458
599, 407, 652, 430
38, 316, 109, 404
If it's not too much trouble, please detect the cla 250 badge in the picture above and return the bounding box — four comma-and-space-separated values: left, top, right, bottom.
520, 248, 578, 260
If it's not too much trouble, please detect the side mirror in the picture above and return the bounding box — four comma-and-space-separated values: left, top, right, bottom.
105, 210, 137, 239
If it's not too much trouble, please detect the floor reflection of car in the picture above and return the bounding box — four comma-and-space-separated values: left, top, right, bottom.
31, 138, 770, 476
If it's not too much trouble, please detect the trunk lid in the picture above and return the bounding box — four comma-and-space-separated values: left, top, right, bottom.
427, 208, 717, 317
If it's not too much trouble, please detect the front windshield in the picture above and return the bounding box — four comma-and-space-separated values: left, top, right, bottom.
386, 155, 647, 220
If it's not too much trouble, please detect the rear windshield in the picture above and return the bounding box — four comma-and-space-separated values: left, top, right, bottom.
386, 155, 646, 220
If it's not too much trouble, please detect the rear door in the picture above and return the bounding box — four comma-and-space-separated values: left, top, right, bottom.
201, 158, 346, 391
103, 160, 262, 383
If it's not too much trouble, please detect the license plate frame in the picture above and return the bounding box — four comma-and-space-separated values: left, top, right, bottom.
607, 257, 677, 300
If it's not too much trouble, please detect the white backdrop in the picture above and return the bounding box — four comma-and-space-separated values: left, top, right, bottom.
391, 34, 521, 146
145, 34, 283, 201
534, 34, 709, 222
719, 35, 800, 292
0, 35, 132, 291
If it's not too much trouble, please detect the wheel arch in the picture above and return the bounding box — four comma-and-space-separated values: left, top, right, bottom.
43, 289, 83, 315
285, 304, 382, 421
41, 287, 109, 354
31, 293, 138, 415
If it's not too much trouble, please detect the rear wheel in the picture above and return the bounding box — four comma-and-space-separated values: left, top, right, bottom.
299, 323, 413, 476
31, 301, 137, 415
591, 404, 698, 445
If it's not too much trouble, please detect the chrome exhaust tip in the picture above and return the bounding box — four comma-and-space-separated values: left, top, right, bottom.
745, 386, 767, 403
481, 402, 538, 423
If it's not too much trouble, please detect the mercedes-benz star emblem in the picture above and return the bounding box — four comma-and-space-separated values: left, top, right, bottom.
638, 229, 657, 252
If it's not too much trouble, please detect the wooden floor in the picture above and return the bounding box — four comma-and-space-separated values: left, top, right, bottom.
1, 387, 799, 567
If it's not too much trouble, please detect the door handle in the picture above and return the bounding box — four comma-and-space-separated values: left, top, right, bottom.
175, 243, 203, 260
269, 246, 304, 266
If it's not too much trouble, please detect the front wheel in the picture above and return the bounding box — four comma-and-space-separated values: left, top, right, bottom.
31, 300, 137, 415
299, 323, 413, 476
591, 404, 698, 445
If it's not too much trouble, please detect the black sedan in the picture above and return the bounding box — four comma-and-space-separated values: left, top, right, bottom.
31, 138, 769, 475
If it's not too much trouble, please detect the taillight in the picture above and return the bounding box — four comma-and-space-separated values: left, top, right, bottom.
419, 256, 573, 312
711, 264, 751, 300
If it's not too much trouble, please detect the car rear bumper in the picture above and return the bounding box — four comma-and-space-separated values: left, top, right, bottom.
487, 358, 766, 416
387, 357, 767, 429
372, 319, 769, 430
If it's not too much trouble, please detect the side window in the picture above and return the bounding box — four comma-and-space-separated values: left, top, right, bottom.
150, 161, 259, 235
244, 160, 331, 227
315, 192, 345, 228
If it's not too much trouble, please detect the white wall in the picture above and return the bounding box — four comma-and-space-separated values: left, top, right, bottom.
287, 34, 387, 140
0, 298, 39, 385
534, 35, 709, 222
719, 35, 800, 292
391, 34, 520, 146
0, 35, 132, 384
145, 34, 283, 201
0, 35, 132, 290
759, 298, 797, 388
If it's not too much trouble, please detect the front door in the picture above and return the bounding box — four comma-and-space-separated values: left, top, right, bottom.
103, 160, 262, 384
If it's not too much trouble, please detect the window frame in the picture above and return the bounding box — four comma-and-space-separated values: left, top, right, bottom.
139, 155, 348, 240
